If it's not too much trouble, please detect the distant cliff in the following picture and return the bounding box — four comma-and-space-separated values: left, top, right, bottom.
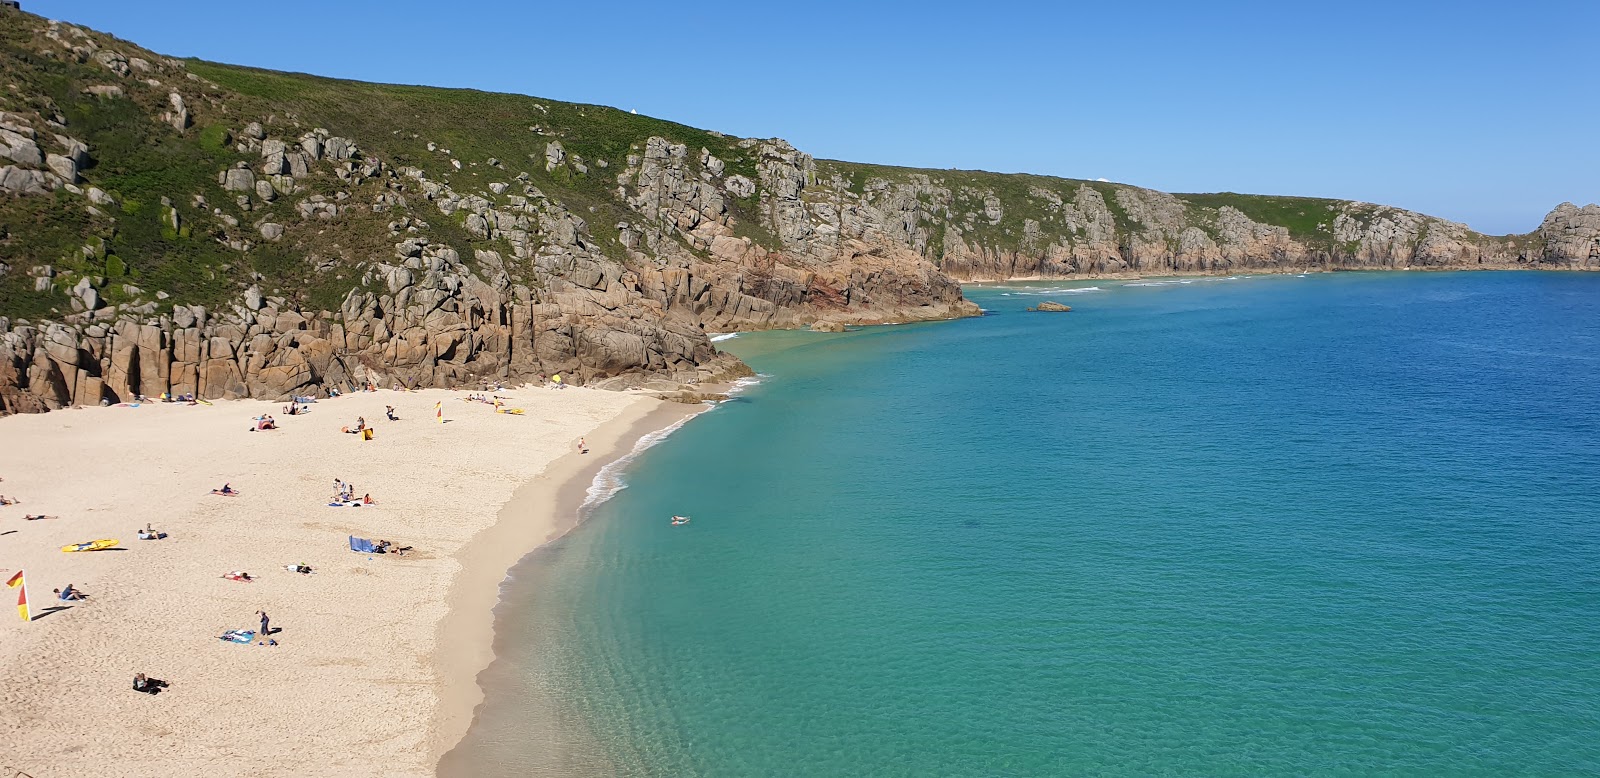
794, 164, 1598, 280
0, 9, 1594, 413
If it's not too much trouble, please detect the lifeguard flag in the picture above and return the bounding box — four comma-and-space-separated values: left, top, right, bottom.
435, 401, 443, 423
6, 570, 27, 622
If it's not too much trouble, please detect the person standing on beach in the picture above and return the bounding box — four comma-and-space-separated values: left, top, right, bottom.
257, 609, 270, 636
578, 438, 588, 454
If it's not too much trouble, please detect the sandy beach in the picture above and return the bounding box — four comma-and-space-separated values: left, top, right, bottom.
0, 385, 691, 777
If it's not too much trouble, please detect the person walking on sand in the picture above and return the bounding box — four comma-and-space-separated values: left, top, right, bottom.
257, 609, 270, 636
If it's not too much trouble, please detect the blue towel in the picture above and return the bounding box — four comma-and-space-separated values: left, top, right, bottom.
349, 536, 375, 553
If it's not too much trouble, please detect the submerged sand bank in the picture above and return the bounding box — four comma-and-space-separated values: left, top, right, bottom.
0, 386, 672, 777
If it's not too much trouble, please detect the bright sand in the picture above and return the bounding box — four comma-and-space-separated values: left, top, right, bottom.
0, 386, 694, 777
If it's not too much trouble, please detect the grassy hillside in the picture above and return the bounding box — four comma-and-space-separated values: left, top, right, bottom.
0, 10, 1536, 326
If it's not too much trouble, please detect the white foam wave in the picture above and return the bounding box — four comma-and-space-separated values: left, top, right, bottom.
725, 374, 767, 395
580, 413, 697, 514
1002, 286, 1103, 296
709, 333, 740, 343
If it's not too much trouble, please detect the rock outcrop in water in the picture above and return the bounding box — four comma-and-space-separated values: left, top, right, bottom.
1029, 302, 1072, 312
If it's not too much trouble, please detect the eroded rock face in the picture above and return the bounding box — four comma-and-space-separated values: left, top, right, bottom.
1538, 203, 1600, 264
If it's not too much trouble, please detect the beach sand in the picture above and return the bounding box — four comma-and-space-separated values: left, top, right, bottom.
0, 386, 689, 777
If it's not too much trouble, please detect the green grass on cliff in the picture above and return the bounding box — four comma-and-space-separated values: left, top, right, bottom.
1177, 192, 1345, 241
2, 10, 1505, 327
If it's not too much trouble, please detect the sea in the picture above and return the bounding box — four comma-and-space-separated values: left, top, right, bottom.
443, 271, 1600, 777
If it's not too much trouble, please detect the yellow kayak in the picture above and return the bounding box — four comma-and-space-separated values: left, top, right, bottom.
497, 408, 525, 415
62, 538, 119, 553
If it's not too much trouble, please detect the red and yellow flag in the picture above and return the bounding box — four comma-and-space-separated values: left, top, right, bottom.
435, 401, 443, 423
5, 570, 27, 622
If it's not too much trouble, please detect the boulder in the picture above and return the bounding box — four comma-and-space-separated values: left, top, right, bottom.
1029, 301, 1072, 312
165, 92, 190, 132
222, 167, 256, 192
45, 153, 77, 183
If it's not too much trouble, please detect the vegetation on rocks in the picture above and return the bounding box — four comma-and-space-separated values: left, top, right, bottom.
0, 8, 1595, 413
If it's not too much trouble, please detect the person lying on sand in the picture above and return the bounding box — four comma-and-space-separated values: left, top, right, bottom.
285, 563, 313, 574
54, 584, 86, 601
24, 514, 58, 520
212, 484, 238, 496
0, 496, 17, 505
373, 540, 413, 556
133, 673, 168, 694
221, 571, 254, 582
137, 524, 166, 540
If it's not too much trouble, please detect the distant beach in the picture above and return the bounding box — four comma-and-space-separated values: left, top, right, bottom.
0, 385, 692, 777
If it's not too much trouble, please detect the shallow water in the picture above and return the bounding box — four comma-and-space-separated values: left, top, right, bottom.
451, 271, 1600, 776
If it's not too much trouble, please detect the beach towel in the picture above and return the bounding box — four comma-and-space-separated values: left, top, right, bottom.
219, 630, 255, 644
349, 536, 376, 553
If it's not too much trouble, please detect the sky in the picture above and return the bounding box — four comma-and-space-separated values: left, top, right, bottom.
25, 0, 1600, 235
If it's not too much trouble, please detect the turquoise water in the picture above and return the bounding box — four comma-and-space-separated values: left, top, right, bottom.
450, 272, 1600, 776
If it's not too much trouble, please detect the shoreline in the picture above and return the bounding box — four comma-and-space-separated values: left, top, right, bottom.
428, 398, 705, 769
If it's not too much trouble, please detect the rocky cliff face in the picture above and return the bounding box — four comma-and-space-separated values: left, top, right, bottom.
0, 10, 1594, 415
0, 14, 972, 413
796, 171, 1599, 280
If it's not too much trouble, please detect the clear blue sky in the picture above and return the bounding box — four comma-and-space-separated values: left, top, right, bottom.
27, 0, 1599, 234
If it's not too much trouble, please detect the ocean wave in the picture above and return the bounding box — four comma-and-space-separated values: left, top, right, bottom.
709, 333, 740, 342
580, 413, 698, 514
725, 374, 767, 395
1001, 286, 1103, 296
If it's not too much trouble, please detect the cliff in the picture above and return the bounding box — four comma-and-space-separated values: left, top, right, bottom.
0, 12, 972, 413
1, 9, 1595, 413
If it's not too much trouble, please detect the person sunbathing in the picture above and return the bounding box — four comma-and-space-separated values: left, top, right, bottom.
212, 483, 237, 495
385, 406, 399, 421
24, 514, 58, 520
133, 673, 168, 694
54, 584, 86, 601
362, 494, 376, 505
137, 524, 166, 540
0, 496, 17, 506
